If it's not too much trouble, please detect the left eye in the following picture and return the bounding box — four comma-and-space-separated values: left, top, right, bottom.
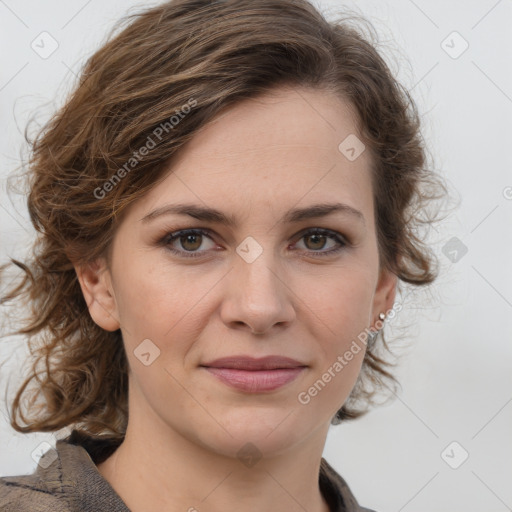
294, 230, 344, 252
160, 228, 348, 258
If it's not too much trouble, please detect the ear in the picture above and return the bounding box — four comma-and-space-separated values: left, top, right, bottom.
74, 257, 120, 332
370, 267, 398, 329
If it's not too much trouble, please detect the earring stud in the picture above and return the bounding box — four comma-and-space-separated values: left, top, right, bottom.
378, 312, 386, 321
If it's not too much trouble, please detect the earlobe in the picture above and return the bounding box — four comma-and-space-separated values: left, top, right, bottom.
74, 258, 120, 332
371, 267, 398, 327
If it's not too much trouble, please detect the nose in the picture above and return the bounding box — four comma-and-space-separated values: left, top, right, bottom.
220, 249, 295, 335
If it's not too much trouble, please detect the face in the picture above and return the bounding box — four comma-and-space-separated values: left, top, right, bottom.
77, 85, 396, 458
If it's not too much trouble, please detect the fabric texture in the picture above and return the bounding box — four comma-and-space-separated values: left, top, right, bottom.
0, 430, 376, 512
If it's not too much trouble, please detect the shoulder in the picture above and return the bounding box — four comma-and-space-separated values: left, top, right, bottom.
0, 430, 128, 512
320, 457, 379, 512
0, 442, 74, 512
0, 472, 71, 512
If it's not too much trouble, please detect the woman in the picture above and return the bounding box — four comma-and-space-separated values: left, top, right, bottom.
0, 0, 446, 510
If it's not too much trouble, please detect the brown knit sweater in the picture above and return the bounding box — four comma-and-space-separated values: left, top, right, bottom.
0, 430, 376, 512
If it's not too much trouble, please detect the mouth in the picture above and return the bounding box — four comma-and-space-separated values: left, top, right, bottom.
199, 355, 307, 392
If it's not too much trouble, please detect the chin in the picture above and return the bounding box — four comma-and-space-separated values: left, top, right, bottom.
199, 406, 311, 459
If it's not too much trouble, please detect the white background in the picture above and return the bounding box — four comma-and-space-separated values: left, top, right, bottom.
0, 1, 511, 511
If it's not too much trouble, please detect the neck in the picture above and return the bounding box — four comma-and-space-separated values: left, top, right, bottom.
96, 384, 332, 512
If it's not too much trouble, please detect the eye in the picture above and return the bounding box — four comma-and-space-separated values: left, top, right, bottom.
292, 228, 348, 257
160, 229, 218, 258
158, 227, 349, 259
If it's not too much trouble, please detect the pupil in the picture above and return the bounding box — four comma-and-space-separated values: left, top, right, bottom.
182, 234, 201, 251
307, 234, 325, 250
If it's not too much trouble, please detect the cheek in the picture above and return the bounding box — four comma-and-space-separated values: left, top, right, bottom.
112, 252, 218, 359
113, 258, 203, 412
311, 265, 376, 339
302, 266, 374, 395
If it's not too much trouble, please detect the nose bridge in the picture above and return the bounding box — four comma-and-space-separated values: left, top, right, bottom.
221, 239, 294, 333
237, 246, 280, 300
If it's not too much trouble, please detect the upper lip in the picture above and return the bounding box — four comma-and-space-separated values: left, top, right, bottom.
200, 355, 307, 370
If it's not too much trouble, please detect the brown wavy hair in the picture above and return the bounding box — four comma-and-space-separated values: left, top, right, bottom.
0, 0, 447, 439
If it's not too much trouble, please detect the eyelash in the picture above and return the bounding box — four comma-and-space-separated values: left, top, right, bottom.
158, 228, 349, 259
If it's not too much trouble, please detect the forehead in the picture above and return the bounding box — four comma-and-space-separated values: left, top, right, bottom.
181, 85, 364, 165
133, 85, 374, 225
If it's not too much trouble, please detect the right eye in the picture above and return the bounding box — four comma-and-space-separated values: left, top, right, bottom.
160, 228, 218, 258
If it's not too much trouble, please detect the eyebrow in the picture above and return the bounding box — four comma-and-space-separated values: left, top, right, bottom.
140, 202, 365, 227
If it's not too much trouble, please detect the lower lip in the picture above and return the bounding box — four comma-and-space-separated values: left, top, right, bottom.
202, 367, 306, 392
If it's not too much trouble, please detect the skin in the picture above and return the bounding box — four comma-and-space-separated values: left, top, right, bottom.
75, 84, 397, 512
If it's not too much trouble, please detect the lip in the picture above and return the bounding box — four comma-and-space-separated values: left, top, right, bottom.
200, 355, 307, 393
200, 355, 306, 370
